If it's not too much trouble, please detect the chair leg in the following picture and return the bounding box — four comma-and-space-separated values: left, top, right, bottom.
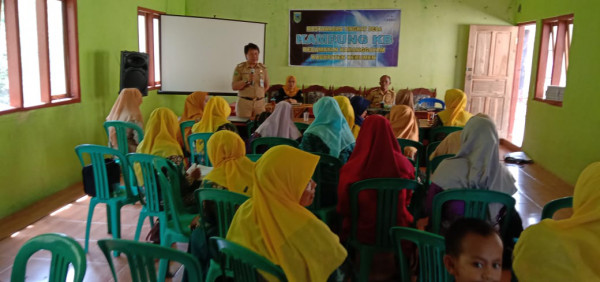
84, 200, 98, 253
109, 204, 122, 257
357, 247, 374, 282
134, 211, 147, 241
106, 205, 112, 235
158, 235, 171, 282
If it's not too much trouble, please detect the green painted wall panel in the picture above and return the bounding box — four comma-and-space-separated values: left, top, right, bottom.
515, 0, 600, 184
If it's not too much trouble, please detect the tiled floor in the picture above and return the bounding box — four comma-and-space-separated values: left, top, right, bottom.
0, 151, 574, 281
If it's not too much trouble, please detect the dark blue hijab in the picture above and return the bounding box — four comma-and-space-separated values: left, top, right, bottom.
350, 96, 370, 126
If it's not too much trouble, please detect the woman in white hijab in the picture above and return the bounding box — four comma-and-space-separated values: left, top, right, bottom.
253, 101, 302, 140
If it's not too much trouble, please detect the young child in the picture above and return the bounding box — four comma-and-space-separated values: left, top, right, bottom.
443, 218, 504, 282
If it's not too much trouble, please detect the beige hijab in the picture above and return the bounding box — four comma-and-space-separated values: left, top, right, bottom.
389, 105, 419, 158
429, 130, 462, 160
395, 89, 414, 109
106, 88, 144, 149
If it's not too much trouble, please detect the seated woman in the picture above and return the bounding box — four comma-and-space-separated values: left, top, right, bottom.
252, 101, 301, 140
395, 88, 415, 109
299, 97, 355, 163
431, 89, 473, 127
350, 96, 370, 136
429, 130, 462, 160
388, 105, 420, 159
513, 162, 600, 281
427, 115, 517, 224
135, 107, 201, 207
227, 145, 347, 281
181, 91, 209, 133
273, 75, 303, 103
191, 96, 232, 133
106, 88, 144, 153
188, 130, 255, 275
334, 96, 359, 139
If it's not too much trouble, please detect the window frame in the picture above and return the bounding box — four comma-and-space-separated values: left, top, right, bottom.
137, 7, 164, 91
534, 14, 574, 107
0, 0, 80, 115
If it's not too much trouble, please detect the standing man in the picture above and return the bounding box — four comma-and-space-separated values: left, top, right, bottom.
232, 43, 269, 118
366, 75, 395, 107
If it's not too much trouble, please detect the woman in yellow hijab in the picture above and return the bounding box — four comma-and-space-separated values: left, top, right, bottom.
513, 162, 600, 281
433, 89, 473, 127
274, 75, 303, 103
136, 107, 183, 161
334, 95, 359, 138
181, 91, 209, 122
227, 146, 347, 281
202, 130, 255, 196
388, 105, 420, 158
191, 96, 232, 133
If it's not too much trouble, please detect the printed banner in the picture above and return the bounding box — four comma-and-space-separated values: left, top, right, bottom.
289, 9, 401, 67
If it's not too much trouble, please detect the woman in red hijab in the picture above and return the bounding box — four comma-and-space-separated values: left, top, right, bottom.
337, 114, 415, 244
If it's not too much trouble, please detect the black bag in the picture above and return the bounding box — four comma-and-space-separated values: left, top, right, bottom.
82, 158, 121, 197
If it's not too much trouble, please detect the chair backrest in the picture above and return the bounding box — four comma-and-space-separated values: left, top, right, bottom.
196, 189, 249, 237
431, 189, 516, 237
180, 120, 197, 150
154, 157, 190, 236
396, 138, 424, 178
211, 237, 287, 282
97, 238, 203, 282
541, 196, 573, 220
104, 120, 144, 155
426, 141, 442, 160
362, 86, 379, 97
294, 122, 309, 134
302, 84, 330, 104
246, 153, 262, 162
188, 132, 214, 166
126, 153, 166, 214
74, 144, 134, 200
266, 84, 283, 102
426, 154, 455, 184
307, 152, 343, 211
429, 126, 463, 142
349, 178, 419, 247
417, 98, 445, 110
390, 227, 450, 282
333, 86, 360, 98
12, 233, 86, 282
251, 137, 299, 154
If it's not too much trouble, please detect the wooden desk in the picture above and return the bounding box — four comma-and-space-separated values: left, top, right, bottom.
265, 103, 313, 118
292, 117, 315, 124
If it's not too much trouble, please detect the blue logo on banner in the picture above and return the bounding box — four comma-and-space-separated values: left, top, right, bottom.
293, 12, 302, 23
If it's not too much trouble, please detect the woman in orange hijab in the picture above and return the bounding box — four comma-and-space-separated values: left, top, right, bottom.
432, 89, 473, 127
106, 88, 144, 153
274, 75, 303, 103
388, 105, 420, 158
181, 91, 209, 149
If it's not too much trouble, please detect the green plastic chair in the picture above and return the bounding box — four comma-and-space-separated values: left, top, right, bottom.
12, 233, 86, 282
541, 196, 573, 220
153, 157, 197, 281
390, 227, 451, 282
294, 122, 309, 133
307, 152, 342, 229
429, 126, 462, 142
210, 237, 287, 282
189, 132, 214, 166
180, 120, 197, 151
426, 141, 442, 160
348, 178, 419, 282
197, 189, 250, 281
104, 120, 144, 155
246, 153, 262, 162
97, 238, 203, 282
426, 154, 455, 185
74, 144, 138, 254
431, 189, 516, 237
246, 120, 257, 138
126, 153, 168, 242
251, 137, 299, 154
397, 138, 424, 178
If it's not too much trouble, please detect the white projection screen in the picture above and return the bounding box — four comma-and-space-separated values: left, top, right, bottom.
160, 15, 266, 94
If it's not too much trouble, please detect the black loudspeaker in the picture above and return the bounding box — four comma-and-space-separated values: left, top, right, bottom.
120, 51, 149, 96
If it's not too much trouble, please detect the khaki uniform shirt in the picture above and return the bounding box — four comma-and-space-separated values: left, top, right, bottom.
232, 62, 269, 99
366, 88, 395, 107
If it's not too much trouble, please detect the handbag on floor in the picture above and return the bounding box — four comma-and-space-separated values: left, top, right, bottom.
81, 158, 120, 197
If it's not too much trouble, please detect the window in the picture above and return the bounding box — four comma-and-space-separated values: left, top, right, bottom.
138, 7, 163, 90
0, 0, 79, 114
534, 14, 573, 105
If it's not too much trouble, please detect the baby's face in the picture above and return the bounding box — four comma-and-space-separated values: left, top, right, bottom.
445, 233, 504, 282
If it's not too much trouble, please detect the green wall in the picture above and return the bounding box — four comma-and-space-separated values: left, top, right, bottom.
515, 0, 600, 184
0, 0, 187, 219
1, 0, 518, 218
187, 0, 515, 94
